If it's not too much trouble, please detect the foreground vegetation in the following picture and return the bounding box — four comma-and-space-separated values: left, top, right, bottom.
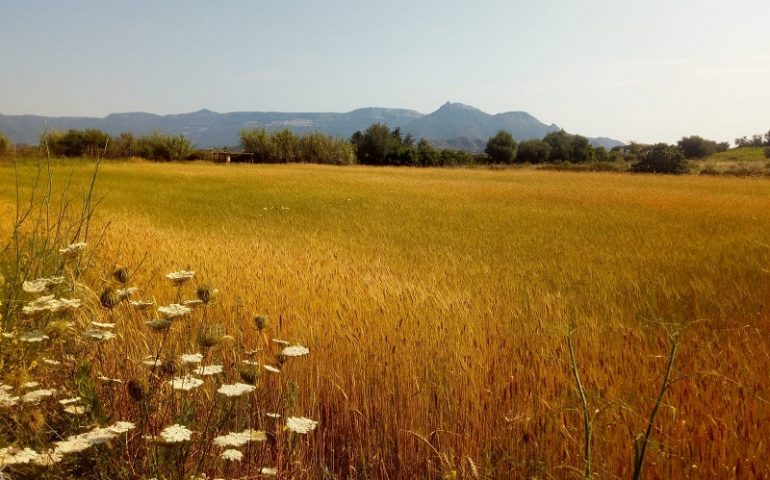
1, 159, 769, 478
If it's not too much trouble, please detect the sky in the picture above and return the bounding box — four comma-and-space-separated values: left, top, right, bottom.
2, 0, 769, 144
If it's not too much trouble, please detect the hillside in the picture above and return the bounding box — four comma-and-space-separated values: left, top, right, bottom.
0, 103, 623, 150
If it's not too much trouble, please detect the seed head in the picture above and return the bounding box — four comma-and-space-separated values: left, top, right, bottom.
99, 288, 120, 310
196, 284, 218, 304
126, 379, 146, 402
239, 367, 259, 385
254, 315, 268, 331
197, 324, 224, 349
112, 266, 129, 284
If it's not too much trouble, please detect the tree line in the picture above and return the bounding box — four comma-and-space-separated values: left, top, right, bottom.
2, 125, 769, 173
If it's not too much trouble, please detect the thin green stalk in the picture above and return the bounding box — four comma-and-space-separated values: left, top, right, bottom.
567, 330, 592, 480
633, 332, 680, 480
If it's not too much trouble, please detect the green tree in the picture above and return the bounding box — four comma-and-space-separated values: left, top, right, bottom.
417, 139, 440, 167
351, 123, 394, 165
677, 135, 721, 158
240, 128, 274, 163
543, 130, 573, 162
135, 132, 192, 161
484, 130, 517, 164
111, 132, 136, 158
570, 135, 593, 163
631, 143, 689, 174
271, 129, 299, 163
516, 140, 551, 164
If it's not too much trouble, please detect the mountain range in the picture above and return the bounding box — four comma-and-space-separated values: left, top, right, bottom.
0, 102, 623, 151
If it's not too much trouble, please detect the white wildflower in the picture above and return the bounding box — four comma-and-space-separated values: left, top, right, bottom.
22, 296, 81, 316
0, 446, 39, 466
142, 357, 163, 368
22, 276, 65, 293
53, 421, 135, 455
261, 467, 278, 476
145, 319, 172, 331
220, 449, 243, 462
0, 389, 20, 407
179, 353, 204, 364
64, 405, 89, 415
217, 383, 256, 398
272, 338, 290, 346
59, 242, 87, 257
158, 303, 192, 319
58, 298, 82, 311
116, 287, 139, 299
23, 381, 40, 389
182, 299, 204, 308
33, 449, 63, 466
169, 376, 204, 391
108, 421, 136, 434
42, 357, 61, 365
21, 388, 57, 403
98, 376, 123, 383
242, 359, 259, 366
266, 412, 281, 419
159, 424, 193, 443
263, 365, 281, 374
195, 365, 223, 376
19, 330, 49, 342
130, 299, 155, 310
286, 416, 318, 434
281, 345, 310, 357
91, 321, 116, 329
213, 429, 266, 448
84, 329, 116, 341
59, 397, 81, 405
166, 270, 195, 286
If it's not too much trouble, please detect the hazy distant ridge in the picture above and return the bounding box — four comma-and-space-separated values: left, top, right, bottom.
0, 102, 623, 150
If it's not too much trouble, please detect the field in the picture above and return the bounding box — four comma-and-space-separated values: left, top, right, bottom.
697, 146, 770, 176
2, 160, 770, 479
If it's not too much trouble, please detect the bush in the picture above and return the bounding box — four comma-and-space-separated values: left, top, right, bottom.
764, 147, 770, 159
631, 143, 689, 174
135, 132, 193, 161
0, 131, 9, 155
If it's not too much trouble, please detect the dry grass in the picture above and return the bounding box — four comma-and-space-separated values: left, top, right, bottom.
2, 160, 770, 479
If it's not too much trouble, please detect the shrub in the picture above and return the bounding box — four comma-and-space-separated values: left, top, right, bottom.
764, 147, 770, 159
0, 131, 9, 155
631, 143, 689, 174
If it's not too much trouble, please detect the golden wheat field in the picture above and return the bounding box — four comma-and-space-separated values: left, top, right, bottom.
1, 159, 770, 479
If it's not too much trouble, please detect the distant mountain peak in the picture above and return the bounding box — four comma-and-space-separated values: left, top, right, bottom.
0, 103, 623, 150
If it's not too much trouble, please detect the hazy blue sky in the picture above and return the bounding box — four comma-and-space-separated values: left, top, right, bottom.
2, 0, 769, 143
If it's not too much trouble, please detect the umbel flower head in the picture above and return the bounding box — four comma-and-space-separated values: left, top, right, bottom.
22, 276, 65, 294
213, 429, 266, 447
158, 424, 193, 443
166, 270, 195, 286
217, 383, 256, 398
158, 304, 192, 320
59, 242, 87, 258
281, 345, 310, 357
286, 416, 319, 434
169, 376, 204, 391
220, 449, 243, 462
